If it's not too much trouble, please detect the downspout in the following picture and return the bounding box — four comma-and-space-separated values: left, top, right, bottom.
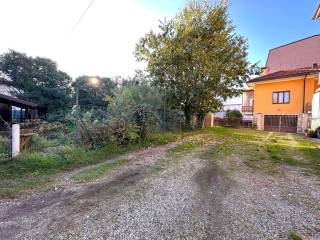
302, 74, 308, 114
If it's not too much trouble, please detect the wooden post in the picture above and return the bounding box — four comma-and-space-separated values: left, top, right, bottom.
12, 124, 20, 157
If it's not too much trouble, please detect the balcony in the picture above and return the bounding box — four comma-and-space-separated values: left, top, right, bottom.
242, 106, 254, 113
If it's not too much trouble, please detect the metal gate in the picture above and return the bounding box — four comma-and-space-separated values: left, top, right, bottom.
264, 115, 298, 133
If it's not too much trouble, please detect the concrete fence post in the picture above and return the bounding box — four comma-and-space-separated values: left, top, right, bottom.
12, 124, 20, 157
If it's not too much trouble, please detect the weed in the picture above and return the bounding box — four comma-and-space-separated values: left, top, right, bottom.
289, 231, 303, 240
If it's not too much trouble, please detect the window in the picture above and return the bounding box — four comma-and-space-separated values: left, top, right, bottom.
272, 91, 290, 104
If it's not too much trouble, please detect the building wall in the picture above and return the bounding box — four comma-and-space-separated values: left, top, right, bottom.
266, 35, 320, 74
253, 76, 318, 115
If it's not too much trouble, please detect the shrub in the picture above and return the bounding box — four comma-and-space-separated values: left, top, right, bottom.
37, 121, 72, 141
30, 134, 57, 152
0, 135, 10, 159
224, 109, 243, 127
305, 128, 316, 138
76, 111, 110, 149
108, 118, 140, 146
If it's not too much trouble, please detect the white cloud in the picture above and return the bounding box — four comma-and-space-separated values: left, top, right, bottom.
0, 0, 164, 78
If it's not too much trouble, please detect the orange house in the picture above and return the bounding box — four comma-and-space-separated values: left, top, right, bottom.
244, 35, 320, 133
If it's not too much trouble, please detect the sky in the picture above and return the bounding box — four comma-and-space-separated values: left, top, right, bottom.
0, 0, 319, 79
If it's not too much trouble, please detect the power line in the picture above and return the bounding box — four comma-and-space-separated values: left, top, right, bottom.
68, 0, 96, 38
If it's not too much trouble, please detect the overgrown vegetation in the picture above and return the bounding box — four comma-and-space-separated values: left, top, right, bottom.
0, 129, 193, 198
0, 135, 10, 160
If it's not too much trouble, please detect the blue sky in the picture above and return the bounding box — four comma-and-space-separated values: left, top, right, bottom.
138, 0, 320, 67
229, 0, 320, 66
0, 0, 319, 77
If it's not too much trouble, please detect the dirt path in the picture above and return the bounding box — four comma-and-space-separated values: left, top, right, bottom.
0, 135, 319, 240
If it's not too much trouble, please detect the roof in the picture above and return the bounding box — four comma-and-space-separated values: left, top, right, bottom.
0, 71, 12, 82
0, 84, 18, 96
248, 68, 320, 84
0, 93, 38, 108
266, 35, 320, 73
314, 3, 320, 19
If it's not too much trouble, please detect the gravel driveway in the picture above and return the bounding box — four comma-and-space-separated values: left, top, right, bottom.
0, 137, 319, 240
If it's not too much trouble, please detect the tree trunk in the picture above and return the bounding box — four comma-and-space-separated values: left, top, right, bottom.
184, 106, 192, 129
196, 112, 206, 129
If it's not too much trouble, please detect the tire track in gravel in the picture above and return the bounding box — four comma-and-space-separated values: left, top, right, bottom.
0, 140, 185, 239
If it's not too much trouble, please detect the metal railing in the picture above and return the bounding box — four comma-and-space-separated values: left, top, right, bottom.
242, 106, 254, 112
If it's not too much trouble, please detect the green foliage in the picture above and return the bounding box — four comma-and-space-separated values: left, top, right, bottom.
0, 130, 193, 197
136, 0, 255, 128
74, 111, 110, 148
107, 118, 140, 146
0, 135, 9, 160
30, 134, 57, 152
73, 76, 116, 112
0, 50, 72, 117
37, 121, 72, 141
224, 109, 242, 126
107, 73, 164, 140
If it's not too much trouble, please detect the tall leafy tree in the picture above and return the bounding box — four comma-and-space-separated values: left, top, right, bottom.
73, 76, 116, 112
135, 0, 255, 128
0, 49, 72, 117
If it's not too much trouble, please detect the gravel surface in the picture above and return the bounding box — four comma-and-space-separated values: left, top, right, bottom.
0, 138, 319, 240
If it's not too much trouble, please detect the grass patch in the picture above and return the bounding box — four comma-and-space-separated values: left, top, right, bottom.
73, 159, 128, 182
203, 127, 320, 175
289, 231, 303, 240
170, 140, 204, 154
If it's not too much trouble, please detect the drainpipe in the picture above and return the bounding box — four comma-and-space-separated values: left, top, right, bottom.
302, 74, 308, 114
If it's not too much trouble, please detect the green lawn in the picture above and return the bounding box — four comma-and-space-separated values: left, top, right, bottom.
205, 127, 320, 176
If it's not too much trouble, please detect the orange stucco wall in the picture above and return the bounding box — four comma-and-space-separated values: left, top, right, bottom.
253, 76, 318, 114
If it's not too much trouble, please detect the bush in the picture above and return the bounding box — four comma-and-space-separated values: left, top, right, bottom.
0, 135, 10, 159
108, 118, 140, 146
36, 121, 72, 142
305, 128, 316, 138
224, 109, 242, 127
29, 134, 58, 152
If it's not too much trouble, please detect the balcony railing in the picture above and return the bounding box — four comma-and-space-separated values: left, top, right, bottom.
242, 106, 254, 113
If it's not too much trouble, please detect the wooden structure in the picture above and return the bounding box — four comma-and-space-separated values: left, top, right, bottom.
0, 93, 38, 130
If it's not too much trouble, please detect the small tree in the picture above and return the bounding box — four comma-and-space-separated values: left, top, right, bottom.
224, 109, 242, 127
107, 74, 163, 140
136, 0, 254, 129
